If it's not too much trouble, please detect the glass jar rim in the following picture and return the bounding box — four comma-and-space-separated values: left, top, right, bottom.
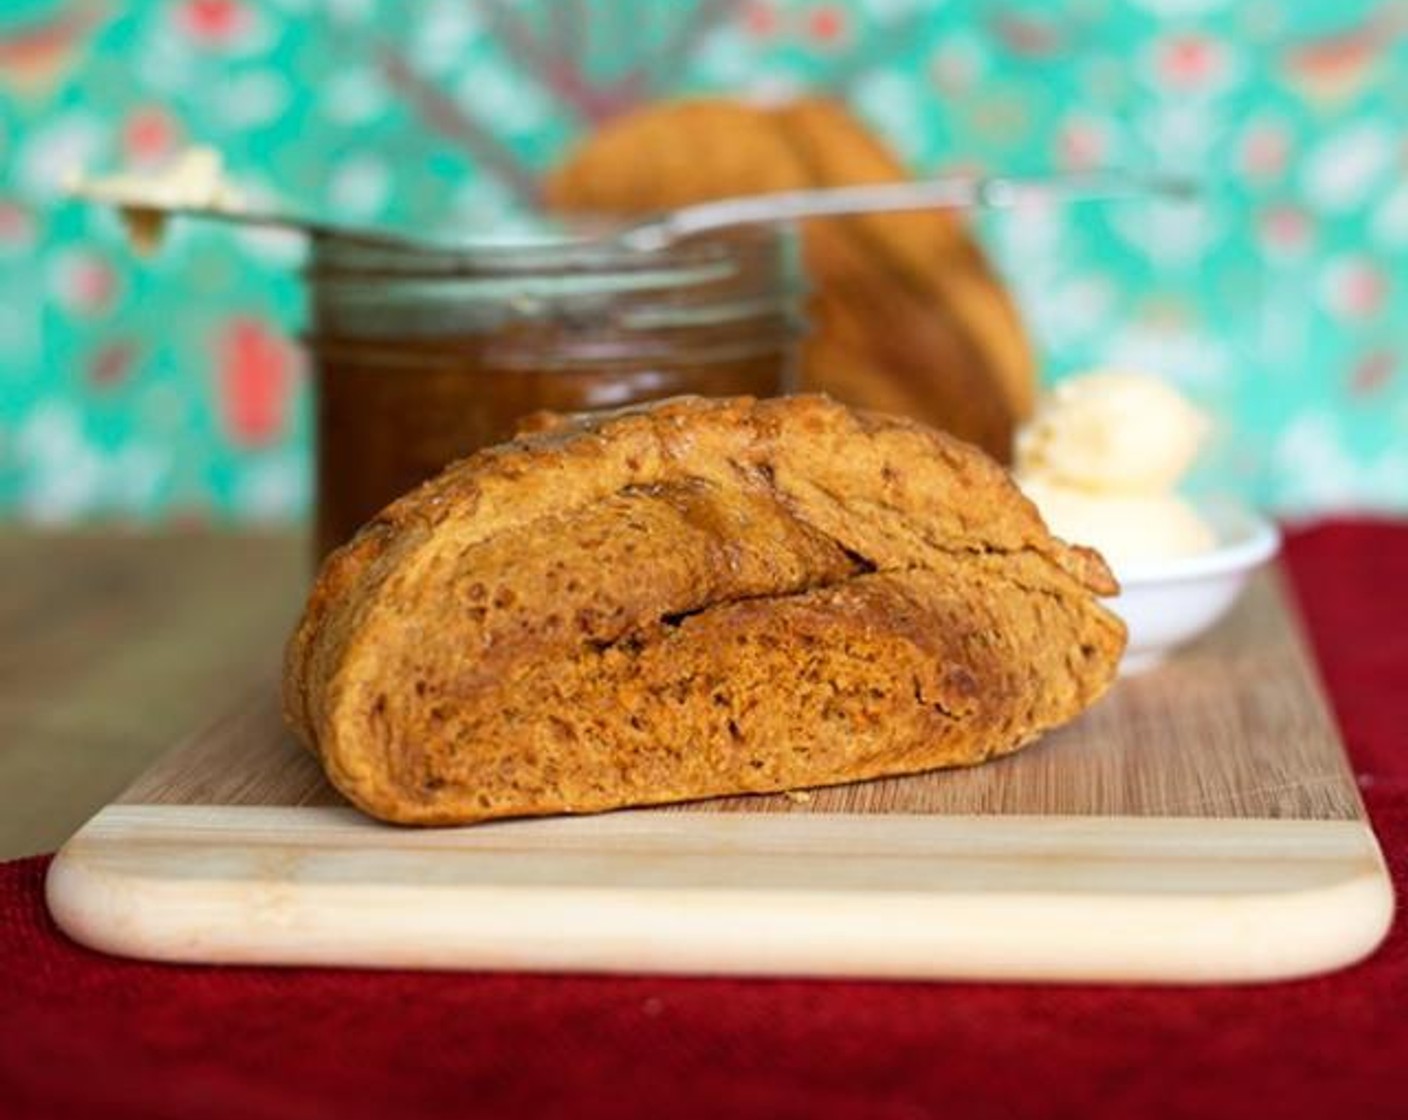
306, 222, 805, 338
309, 221, 784, 280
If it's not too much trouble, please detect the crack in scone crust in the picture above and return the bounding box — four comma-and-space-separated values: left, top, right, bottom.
284, 395, 1126, 825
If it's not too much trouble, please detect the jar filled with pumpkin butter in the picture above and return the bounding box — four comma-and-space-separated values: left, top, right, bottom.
304, 225, 804, 559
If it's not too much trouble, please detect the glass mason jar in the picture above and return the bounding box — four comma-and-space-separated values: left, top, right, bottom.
303, 226, 804, 559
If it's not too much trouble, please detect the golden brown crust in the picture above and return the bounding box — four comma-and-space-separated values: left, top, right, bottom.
284, 395, 1124, 825
542, 96, 1036, 460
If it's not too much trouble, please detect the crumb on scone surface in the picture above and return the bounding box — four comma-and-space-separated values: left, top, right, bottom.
284, 395, 1125, 825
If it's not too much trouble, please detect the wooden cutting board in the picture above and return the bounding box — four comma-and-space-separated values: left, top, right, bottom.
46, 569, 1393, 982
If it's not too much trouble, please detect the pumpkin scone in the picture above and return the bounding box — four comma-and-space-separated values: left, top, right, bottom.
543, 96, 1035, 461
284, 396, 1125, 826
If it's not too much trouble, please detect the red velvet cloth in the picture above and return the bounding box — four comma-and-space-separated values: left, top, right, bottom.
2, 521, 1404, 1120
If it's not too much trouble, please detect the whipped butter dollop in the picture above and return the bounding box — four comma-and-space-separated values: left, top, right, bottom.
1014, 370, 1215, 564
67, 146, 245, 253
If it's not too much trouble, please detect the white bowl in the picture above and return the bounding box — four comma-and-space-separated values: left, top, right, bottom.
1107, 504, 1281, 675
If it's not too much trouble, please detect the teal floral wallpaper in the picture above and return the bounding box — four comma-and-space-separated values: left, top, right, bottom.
2, 0, 1406, 523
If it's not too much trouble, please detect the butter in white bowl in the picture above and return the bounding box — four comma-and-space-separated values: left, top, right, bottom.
1017, 369, 1209, 494
1111, 504, 1280, 673
1015, 369, 1279, 673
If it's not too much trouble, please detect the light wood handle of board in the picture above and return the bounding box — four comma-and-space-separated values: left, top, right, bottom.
48, 806, 1391, 982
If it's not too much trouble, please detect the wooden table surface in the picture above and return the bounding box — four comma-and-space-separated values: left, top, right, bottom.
0, 531, 306, 859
